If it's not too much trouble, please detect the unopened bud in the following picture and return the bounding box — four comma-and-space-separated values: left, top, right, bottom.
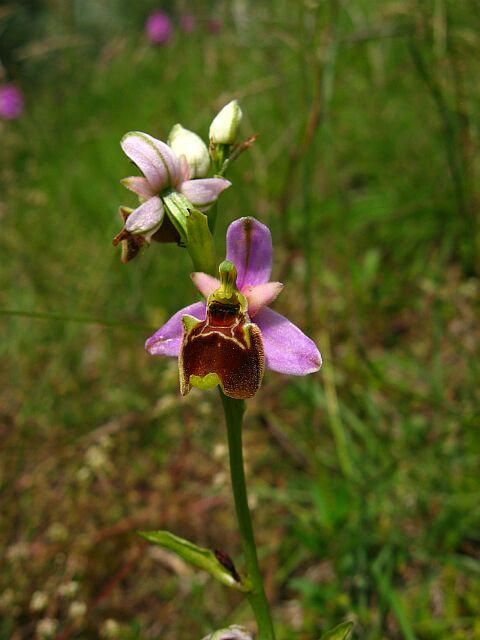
202, 626, 253, 640
209, 100, 242, 144
168, 124, 210, 178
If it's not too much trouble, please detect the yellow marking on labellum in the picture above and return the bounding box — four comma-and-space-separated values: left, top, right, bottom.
189, 372, 221, 390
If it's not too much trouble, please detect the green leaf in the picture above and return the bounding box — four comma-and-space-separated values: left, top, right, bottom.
186, 207, 216, 275
319, 621, 353, 640
138, 529, 251, 593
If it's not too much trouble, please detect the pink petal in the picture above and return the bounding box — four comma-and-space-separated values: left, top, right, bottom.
226, 217, 273, 289
145, 301, 206, 357
125, 196, 164, 235
180, 178, 231, 212
254, 307, 322, 375
178, 155, 191, 182
121, 131, 181, 192
191, 272, 220, 298
243, 282, 284, 317
121, 176, 156, 199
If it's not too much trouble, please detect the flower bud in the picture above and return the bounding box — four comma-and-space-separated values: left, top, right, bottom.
168, 124, 210, 178
202, 626, 253, 640
209, 100, 242, 144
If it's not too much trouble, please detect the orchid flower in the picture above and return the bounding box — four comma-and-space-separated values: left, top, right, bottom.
146, 217, 322, 398
113, 131, 231, 262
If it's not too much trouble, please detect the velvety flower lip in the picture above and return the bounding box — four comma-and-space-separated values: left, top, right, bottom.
146, 217, 322, 378
179, 262, 265, 399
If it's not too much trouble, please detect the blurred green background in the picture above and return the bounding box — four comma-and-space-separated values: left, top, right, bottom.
1, 1, 479, 638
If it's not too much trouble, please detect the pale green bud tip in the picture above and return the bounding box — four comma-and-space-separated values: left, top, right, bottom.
207, 260, 248, 316
218, 260, 237, 298
167, 123, 210, 178
209, 100, 242, 144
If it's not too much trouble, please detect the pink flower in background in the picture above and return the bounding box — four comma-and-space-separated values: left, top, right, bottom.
0, 84, 23, 120
145, 11, 173, 44
206, 18, 222, 34
180, 13, 196, 33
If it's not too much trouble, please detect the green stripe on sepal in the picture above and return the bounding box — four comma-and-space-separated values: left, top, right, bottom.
138, 529, 252, 593
319, 621, 354, 640
162, 189, 190, 245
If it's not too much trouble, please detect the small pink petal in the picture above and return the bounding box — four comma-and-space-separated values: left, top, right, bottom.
145, 301, 206, 357
179, 155, 191, 181
125, 196, 164, 235
180, 177, 231, 212
121, 176, 156, 199
121, 132, 181, 192
191, 272, 220, 298
243, 281, 284, 317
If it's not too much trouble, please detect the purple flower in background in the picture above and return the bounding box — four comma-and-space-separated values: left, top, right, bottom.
113, 131, 230, 261
180, 13, 196, 33
145, 11, 173, 44
206, 17, 222, 34
0, 83, 23, 120
146, 217, 322, 397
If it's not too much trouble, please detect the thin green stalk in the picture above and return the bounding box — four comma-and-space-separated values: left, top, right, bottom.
320, 330, 354, 478
409, 39, 476, 273
220, 391, 276, 640
207, 145, 228, 234
208, 201, 219, 234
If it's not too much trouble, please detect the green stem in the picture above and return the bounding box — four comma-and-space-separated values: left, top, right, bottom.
220, 391, 276, 640
207, 145, 229, 234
